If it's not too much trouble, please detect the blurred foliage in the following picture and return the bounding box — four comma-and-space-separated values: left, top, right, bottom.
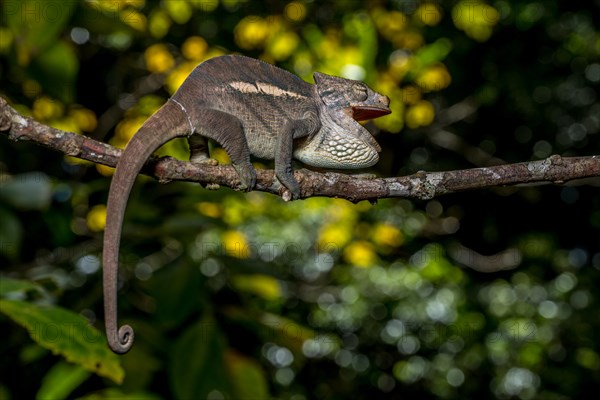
1, 0, 599, 399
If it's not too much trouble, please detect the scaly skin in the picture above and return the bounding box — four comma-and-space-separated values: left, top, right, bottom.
103, 54, 391, 353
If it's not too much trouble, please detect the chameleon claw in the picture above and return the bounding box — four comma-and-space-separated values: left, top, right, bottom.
282, 191, 293, 201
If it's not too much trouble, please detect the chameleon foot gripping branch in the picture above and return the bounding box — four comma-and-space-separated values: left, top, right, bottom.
102, 55, 391, 354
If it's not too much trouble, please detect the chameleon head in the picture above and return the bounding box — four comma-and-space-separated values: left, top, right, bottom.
313, 72, 391, 121
293, 72, 391, 169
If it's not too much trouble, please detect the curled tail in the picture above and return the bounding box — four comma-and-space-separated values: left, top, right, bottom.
103, 100, 190, 353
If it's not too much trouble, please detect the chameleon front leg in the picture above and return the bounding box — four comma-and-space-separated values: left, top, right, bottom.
274, 110, 320, 199
274, 130, 300, 199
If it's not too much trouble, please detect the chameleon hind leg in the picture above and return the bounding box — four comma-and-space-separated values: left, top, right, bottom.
188, 134, 220, 189
191, 109, 257, 191
188, 135, 218, 165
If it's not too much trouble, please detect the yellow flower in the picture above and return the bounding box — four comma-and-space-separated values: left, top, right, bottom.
401, 85, 422, 105
416, 3, 443, 26
374, 10, 408, 40
344, 241, 377, 268
164, 61, 197, 94
182, 36, 208, 61
165, 0, 192, 24
114, 116, 145, 146
221, 230, 250, 259
124, 0, 144, 7
452, 1, 499, 42
374, 89, 404, 133
69, 108, 97, 132
231, 275, 282, 301
406, 100, 435, 129
144, 43, 174, 73
121, 9, 146, 31
22, 79, 41, 98
318, 224, 352, 250
50, 118, 80, 134
190, 0, 218, 12
208, 147, 231, 165
373, 224, 404, 248
96, 164, 115, 177
32, 97, 63, 121
87, 205, 107, 232
149, 9, 171, 39
267, 31, 300, 60
0, 27, 13, 52
235, 16, 270, 50
285, 2, 306, 22
64, 156, 91, 166
395, 31, 424, 51
196, 202, 222, 218
416, 64, 451, 92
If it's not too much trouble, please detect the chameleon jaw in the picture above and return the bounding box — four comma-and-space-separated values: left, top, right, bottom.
351, 105, 391, 121
351, 91, 391, 121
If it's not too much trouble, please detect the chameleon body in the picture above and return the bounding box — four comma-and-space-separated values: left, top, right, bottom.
103, 55, 390, 353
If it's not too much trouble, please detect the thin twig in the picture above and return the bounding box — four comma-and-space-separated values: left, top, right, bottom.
1, 97, 599, 202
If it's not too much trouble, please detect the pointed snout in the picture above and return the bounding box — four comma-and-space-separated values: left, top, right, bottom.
376, 93, 391, 108
352, 93, 391, 121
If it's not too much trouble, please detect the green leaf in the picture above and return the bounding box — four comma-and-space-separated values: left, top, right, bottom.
0, 206, 23, 261
72, 2, 137, 36
225, 351, 270, 400
414, 38, 453, 65
230, 274, 282, 301
29, 41, 79, 103
36, 361, 90, 400
223, 307, 327, 359
4, 0, 77, 64
77, 389, 162, 400
142, 262, 202, 328
259, 313, 323, 355
408, 38, 453, 79
170, 316, 230, 399
0, 384, 10, 400
119, 346, 162, 393
0, 299, 124, 384
0, 277, 43, 297
343, 12, 378, 78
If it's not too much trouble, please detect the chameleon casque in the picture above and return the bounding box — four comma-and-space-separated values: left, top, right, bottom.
103, 54, 391, 353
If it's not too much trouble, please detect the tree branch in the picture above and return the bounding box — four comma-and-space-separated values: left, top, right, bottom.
1, 97, 599, 202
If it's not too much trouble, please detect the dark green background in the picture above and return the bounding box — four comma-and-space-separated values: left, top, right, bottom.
1, 1, 599, 399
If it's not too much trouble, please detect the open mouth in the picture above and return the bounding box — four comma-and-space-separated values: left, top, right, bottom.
351, 106, 391, 121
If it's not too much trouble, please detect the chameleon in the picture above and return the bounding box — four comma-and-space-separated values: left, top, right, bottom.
103, 54, 391, 353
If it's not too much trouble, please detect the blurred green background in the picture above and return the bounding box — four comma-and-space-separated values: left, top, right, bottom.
1, 1, 599, 399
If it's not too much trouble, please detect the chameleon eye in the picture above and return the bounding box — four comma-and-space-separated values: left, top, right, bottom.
352, 85, 368, 101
